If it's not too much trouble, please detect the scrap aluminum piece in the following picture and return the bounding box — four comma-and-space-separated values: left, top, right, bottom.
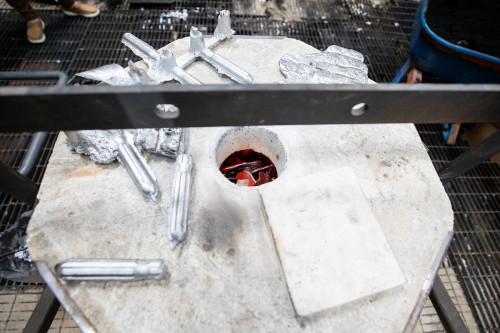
134, 128, 184, 158
278, 45, 368, 84
66, 130, 159, 200
55, 259, 166, 281
127, 60, 155, 85
176, 10, 235, 68
122, 33, 201, 85
114, 131, 158, 201
74, 64, 136, 86
326, 45, 365, 62
168, 154, 193, 245
74, 62, 154, 86
188, 27, 254, 84
74, 10, 235, 85
214, 10, 235, 41
66, 130, 120, 164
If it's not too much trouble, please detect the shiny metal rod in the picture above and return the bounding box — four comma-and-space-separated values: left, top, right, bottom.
168, 154, 193, 244
55, 259, 166, 281
115, 131, 158, 201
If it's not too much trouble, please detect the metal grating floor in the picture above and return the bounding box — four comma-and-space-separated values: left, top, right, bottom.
0, 132, 58, 288
417, 124, 500, 332
0, 0, 498, 331
0, 286, 79, 332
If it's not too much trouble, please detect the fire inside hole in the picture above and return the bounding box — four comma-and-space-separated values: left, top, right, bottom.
220, 149, 278, 186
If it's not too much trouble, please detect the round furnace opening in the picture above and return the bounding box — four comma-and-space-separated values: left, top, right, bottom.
216, 127, 287, 187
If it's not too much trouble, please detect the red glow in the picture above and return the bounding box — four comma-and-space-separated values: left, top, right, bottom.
220, 149, 277, 186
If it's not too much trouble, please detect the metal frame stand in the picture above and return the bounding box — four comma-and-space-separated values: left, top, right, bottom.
430, 276, 469, 333
23, 288, 60, 333
1, 71, 498, 332
404, 63, 470, 333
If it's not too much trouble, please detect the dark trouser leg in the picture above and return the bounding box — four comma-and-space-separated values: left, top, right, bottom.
5, 0, 38, 20
60, 0, 75, 10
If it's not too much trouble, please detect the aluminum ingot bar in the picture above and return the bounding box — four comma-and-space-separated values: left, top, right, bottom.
168, 154, 193, 244
55, 259, 166, 281
189, 27, 253, 84
114, 131, 158, 201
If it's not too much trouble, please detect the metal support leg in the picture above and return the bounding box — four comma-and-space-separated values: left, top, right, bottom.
18, 132, 49, 177
23, 288, 60, 333
439, 129, 500, 184
430, 275, 469, 333
404, 63, 470, 332
0, 160, 38, 206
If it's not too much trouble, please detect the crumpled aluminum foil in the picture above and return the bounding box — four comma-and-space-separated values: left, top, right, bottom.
75, 61, 155, 86
66, 130, 121, 164
75, 64, 136, 86
279, 45, 368, 84
66, 128, 184, 163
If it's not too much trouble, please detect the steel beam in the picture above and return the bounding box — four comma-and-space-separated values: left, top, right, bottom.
0, 84, 499, 132
23, 288, 60, 333
430, 276, 469, 333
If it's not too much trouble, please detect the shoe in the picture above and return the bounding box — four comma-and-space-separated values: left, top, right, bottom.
62, 1, 100, 18
27, 18, 45, 44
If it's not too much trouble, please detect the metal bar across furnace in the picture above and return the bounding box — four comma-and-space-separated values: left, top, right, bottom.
0, 84, 499, 132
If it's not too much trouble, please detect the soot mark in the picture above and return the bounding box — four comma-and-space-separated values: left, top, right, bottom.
197, 197, 244, 253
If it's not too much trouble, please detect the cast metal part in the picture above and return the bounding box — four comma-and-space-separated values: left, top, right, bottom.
127, 60, 156, 85
114, 131, 158, 201
134, 128, 184, 158
176, 9, 235, 68
122, 33, 201, 85
214, 10, 235, 42
279, 45, 368, 84
169, 154, 193, 245
74, 10, 236, 85
188, 27, 254, 84
54, 259, 166, 281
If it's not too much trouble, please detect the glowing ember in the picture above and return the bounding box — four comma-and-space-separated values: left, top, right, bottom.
220, 149, 277, 186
